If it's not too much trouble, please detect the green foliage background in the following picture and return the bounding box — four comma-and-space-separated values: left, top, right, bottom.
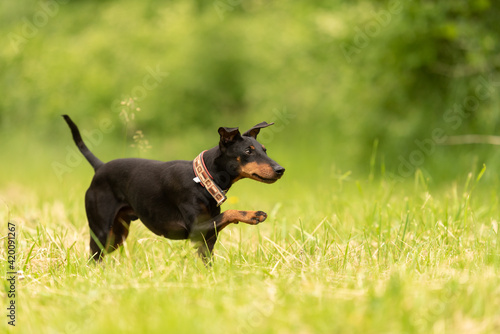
2, 0, 500, 185
2, 2, 500, 333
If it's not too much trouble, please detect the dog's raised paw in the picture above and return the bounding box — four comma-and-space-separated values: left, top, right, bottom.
252, 211, 267, 224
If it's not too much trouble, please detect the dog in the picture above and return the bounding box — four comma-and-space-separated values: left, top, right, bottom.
62, 115, 285, 261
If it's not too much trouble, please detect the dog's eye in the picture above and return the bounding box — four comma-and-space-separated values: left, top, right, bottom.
245, 147, 253, 155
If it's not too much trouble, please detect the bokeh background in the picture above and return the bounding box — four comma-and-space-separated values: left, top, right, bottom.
2, 3, 500, 332
2, 0, 500, 189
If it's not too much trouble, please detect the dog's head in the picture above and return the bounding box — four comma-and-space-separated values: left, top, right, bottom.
218, 122, 285, 184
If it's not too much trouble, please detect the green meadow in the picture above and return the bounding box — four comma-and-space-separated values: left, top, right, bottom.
3, 149, 500, 333
2, 1, 500, 333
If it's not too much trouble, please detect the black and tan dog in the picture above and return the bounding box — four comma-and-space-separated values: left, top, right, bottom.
62, 115, 285, 261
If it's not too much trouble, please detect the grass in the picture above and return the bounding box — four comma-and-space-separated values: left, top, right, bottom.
3, 0, 500, 331
2, 149, 500, 333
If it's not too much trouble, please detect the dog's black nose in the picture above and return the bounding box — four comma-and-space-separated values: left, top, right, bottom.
274, 166, 285, 176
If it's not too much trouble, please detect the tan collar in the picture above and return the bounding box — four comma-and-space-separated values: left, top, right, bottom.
193, 151, 227, 206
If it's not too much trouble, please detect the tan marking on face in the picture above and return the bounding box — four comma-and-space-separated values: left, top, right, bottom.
240, 162, 276, 182
250, 145, 255, 150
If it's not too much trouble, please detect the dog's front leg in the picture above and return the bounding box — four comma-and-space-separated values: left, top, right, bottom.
190, 210, 267, 259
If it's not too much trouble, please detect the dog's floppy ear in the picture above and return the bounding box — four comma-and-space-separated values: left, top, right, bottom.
218, 127, 241, 146
242, 122, 274, 139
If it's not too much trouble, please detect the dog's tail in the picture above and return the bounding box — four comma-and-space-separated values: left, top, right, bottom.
62, 115, 104, 171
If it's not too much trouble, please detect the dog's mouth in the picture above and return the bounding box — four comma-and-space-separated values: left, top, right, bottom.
252, 173, 280, 184
239, 162, 284, 184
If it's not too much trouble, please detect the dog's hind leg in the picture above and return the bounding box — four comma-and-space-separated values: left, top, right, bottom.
85, 186, 126, 260
106, 208, 135, 252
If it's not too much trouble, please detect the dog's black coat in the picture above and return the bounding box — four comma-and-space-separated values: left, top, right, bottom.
63, 115, 284, 260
